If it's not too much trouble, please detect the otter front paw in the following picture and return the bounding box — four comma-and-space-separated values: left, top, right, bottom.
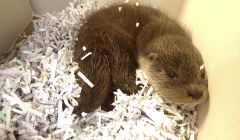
122, 83, 142, 95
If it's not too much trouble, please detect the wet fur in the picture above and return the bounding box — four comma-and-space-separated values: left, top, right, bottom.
74, 4, 208, 114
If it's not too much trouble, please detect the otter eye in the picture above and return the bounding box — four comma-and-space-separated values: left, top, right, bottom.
167, 72, 177, 79
148, 53, 158, 61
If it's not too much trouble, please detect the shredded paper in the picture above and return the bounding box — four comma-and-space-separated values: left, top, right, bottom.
0, 0, 198, 140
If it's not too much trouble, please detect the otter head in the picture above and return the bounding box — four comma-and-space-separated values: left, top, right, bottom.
138, 35, 208, 105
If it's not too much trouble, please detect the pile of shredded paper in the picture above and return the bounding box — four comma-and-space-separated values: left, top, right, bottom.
0, 0, 198, 139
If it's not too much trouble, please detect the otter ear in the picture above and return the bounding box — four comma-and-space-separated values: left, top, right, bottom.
148, 53, 158, 61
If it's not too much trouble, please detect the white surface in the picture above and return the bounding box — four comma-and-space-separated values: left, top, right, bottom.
30, 0, 72, 15
180, 0, 240, 140
30, 0, 184, 19
0, 0, 32, 55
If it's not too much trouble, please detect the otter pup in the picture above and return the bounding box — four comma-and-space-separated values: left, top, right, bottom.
74, 4, 208, 114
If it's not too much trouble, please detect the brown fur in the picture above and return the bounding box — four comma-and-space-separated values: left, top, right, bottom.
74, 4, 208, 114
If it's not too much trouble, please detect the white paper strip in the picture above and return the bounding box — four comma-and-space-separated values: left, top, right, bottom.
77, 71, 94, 88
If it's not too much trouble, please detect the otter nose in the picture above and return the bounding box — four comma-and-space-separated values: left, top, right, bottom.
187, 90, 203, 99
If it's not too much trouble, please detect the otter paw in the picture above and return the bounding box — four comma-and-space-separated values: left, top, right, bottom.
122, 83, 142, 95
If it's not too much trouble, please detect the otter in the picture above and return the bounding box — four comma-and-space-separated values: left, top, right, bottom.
74, 4, 208, 114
